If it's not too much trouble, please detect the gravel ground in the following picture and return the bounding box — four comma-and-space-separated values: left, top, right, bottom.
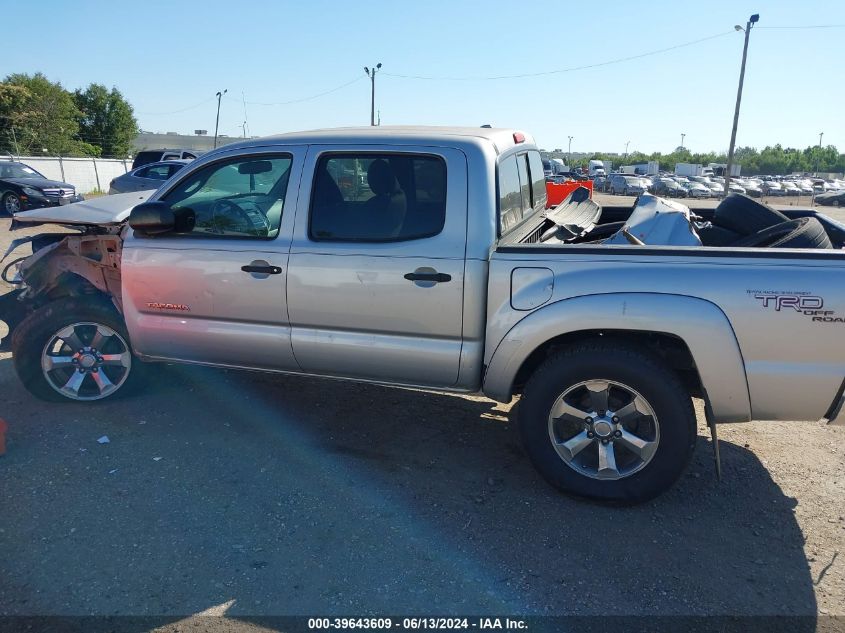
1, 205, 844, 629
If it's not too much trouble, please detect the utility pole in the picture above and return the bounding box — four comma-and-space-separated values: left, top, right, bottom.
624, 140, 630, 158
567, 135, 574, 166
364, 63, 382, 126
817, 131, 824, 174
214, 89, 227, 149
724, 14, 759, 195
680, 133, 685, 150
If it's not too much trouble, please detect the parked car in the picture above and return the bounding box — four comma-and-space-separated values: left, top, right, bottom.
607, 174, 646, 195
742, 181, 763, 198
108, 160, 191, 194
781, 182, 801, 196
651, 178, 687, 198
0, 161, 83, 215
815, 189, 845, 207
682, 181, 710, 198
762, 181, 785, 196
592, 175, 607, 191
4, 127, 845, 506
132, 149, 203, 169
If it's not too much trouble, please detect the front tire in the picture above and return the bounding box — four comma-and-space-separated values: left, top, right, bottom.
519, 340, 697, 503
11, 297, 140, 402
3, 192, 21, 215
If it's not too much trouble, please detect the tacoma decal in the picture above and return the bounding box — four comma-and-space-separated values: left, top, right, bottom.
146, 302, 190, 312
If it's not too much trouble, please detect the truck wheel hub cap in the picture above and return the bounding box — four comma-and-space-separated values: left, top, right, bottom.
79, 352, 98, 368
593, 419, 614, 437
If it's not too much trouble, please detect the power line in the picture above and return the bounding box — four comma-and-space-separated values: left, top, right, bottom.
137, 95, 218, 116
757, 24, 845, 29
233, 76, 364, 106
382, 30, 736, 81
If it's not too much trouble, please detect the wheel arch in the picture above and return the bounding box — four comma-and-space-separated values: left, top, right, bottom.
483, 293, 752, 423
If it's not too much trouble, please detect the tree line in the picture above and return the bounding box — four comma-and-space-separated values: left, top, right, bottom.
0, 73, 138, 159
549, 143, 845, 176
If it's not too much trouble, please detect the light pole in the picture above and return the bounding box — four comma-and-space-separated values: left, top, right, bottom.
680, 133, 685, 150
817, 131, 824, 174
624, 140, 630, 158
213, 89, 227, 149
724, 14, 759, 194
364, 63, 382, 126
567, 135, 574, 166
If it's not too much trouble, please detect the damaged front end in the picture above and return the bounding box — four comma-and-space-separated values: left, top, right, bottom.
0, 191, 150, 351
0, 227, 125, 351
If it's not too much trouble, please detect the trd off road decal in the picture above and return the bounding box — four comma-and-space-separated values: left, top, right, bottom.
749, 290, 844, 323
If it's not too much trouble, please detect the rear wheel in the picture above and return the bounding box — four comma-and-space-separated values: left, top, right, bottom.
11, 297, 141, 402
519, 341, 697, 503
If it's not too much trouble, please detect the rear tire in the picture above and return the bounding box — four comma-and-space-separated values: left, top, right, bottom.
519, 340, 697, 504
11, 297, 142, 403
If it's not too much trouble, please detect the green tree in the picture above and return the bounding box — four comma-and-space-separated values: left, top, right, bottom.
74, 84, 138, 158
0, 73, 97, 156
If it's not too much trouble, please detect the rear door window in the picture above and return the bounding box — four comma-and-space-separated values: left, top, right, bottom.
309, 153, 447, 242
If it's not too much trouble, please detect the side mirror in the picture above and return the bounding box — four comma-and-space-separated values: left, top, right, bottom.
128, 202, 175, 235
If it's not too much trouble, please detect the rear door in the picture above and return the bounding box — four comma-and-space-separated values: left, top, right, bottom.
122, 146, 305, 371
287, 144, 468, 387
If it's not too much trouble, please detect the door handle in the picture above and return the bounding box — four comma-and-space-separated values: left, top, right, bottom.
404, 271, 451, 283
241, 264, 282, 275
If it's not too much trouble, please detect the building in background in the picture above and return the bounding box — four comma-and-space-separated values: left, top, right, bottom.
132, 130, 254, 154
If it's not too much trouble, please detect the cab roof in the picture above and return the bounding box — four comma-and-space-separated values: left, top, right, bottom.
214, 126, 535, 156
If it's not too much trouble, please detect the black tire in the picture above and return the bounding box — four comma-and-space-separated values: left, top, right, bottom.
696, 223, 742, 246
519, 340, 697, 504
11, 297, 142, 402
713, 193, 789, 235
732, 217, 832, 249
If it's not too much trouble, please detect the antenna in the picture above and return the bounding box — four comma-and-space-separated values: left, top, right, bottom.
241, 91, 250, 137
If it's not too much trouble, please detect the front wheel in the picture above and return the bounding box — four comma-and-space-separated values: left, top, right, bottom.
11, 297, 141, 402
519, 340, 697, 503
3, 192, 21, 215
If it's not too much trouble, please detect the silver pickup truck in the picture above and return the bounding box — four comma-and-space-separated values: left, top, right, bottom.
2, 126, 844, 503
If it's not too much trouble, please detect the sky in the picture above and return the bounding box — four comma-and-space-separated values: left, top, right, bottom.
4, 0, 844, 155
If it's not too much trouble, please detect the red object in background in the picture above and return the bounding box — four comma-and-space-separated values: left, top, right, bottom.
546, 180, 593, 208
0, 418, 7, 455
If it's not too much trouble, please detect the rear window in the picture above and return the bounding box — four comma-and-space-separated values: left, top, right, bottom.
498, 151, 545, 234
132, 151, 162, 168
527, 151, 547, 211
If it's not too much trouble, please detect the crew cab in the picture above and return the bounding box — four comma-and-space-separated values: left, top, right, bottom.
2, 126, 844, 503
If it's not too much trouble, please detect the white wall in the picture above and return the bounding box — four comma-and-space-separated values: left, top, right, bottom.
2, 156, 133, 193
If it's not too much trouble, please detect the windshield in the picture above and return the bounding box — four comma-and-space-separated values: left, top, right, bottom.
0, 162, 45, 179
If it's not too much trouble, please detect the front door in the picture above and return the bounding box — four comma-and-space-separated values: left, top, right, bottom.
121, 147, 304, 371
287, 145, 468, 387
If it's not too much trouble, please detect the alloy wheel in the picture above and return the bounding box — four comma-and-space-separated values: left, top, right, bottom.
547, 379, 660, 480
41, 322, 132, 401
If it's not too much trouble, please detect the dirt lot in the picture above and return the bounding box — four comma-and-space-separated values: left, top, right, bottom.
1, 206, 844, 628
